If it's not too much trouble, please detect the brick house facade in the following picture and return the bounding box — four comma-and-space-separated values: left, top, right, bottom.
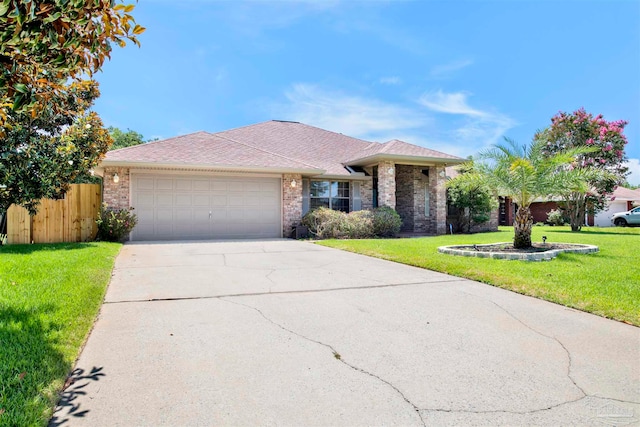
98, 121, 464, 240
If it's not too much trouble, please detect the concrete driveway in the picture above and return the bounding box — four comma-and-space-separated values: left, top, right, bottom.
52, 240, 639, 426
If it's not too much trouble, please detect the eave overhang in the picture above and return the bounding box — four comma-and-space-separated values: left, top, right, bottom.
96, 160, 325, 176
345, 153, 465, 167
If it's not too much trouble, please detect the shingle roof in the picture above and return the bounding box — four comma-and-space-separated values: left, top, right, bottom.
612, 186, 640, 201
102, 121, 464, 175
345, 139, 463, 164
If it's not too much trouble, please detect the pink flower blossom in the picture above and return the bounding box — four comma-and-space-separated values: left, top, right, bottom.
604, 144, 612, 151
586, 138, 594, 145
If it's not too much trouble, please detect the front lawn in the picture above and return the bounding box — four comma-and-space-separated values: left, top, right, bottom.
319, 226, 640, 326
0, 242, 121, 426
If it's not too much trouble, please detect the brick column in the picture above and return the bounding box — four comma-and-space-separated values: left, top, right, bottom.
377, 161, 396, 209
433, 166, 447, 234
427, 166, 447, 234
282, 173, 302, 237
103, 167, 130, 209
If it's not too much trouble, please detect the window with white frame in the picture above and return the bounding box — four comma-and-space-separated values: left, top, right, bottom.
310, 181, 350, 212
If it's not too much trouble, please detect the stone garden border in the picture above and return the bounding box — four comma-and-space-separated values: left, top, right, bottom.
437, 242, 599, 261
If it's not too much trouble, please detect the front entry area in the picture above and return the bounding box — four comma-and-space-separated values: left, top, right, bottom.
131, 173, 281, 240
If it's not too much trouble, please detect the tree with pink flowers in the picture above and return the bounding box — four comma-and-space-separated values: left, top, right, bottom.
535, 108, 629, 231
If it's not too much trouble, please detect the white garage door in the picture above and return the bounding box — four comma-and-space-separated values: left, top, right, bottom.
131, 174, 281, 240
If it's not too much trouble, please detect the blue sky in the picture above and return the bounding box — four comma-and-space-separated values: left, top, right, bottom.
95, 0, 640, 184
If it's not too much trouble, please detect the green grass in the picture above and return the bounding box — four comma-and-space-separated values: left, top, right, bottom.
319, 226, 640, 326
0, 242, 121, 426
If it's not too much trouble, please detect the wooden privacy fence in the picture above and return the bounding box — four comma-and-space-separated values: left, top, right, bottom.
7, 184, 101, 244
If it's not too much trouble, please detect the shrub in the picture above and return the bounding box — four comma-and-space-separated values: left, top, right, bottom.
372, 206, 402, 237
546, 208, 567, 226
302, 207, 347, 239
446, 168, 497, 233
345, 210, 374, 239
96, 204, 138, 242
301, 207, 400, 239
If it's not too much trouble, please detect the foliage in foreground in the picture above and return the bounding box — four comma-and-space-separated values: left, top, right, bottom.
302, 206, 402, 239
446, 163, 497, 233
0, 79, 112, 214
476, 138, 594, 248
0, 242, 121, 426
96, 205, 138, 242
537, 108, 629, 231
0, 1, 144, 127
318, 226, 640, 326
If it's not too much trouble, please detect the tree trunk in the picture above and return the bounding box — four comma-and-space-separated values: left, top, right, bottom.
513, 206, 533, 249
566, 192, 585, 232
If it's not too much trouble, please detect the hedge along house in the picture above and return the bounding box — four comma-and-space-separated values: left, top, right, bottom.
96, 120, 464, 241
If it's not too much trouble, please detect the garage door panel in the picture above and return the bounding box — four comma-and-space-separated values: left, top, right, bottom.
260, 181, 279, 191
193, 195, 211, 206
244, 210, 263, 222
227, 208, 245, 220
260, 195, 279, 207
244, 196, 260, 207
193, 180, 210, 191
210, 208, 227, 221
175, 194, 192, 206
228, 195, 245, 206
137, 193, 155, 207
155, 179, 174, 190
211, 195, 227, 206
261, 210, 280, 223
156, 209, 175, 224
136, 208, 155, 222
211, 181, 227, 191
174, 209, 193, 222
192, 208, 211, 222
155, 194, 174, 206
175, 180, 192, 191
228, 181, 244, 192
173, 223, 194, 235
137, 178, 155, 190
132, 174, 281, 240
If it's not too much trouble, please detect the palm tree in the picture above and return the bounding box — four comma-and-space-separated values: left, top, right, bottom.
476, 138, 592, 249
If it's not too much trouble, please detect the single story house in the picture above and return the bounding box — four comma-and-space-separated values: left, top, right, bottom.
499, 186, 640, 227
593, 186, 640, 227
498, 197, 565, 226
96, 120, 464, 241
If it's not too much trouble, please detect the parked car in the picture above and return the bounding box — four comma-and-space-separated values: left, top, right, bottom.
612, 206, 640, 226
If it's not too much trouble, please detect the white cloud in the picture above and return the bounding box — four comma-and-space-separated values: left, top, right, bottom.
624, 158, 640, 185
215, 0, 342, 36
274, 83, 429, 140
270, 84, 516, 157
430, 59, 473, 78
419, 90, 516, 148
379, 76, 402, 85
418, 90, 485, 117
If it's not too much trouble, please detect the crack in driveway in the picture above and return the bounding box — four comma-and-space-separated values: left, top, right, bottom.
221, 297, 427, 427
219, 291, 637, 419
103, 279, 461, 304
421, 394, 590, 415
486, 299, 588, 398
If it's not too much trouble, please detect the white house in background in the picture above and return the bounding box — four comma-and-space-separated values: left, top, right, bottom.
594, 187, 640, 227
